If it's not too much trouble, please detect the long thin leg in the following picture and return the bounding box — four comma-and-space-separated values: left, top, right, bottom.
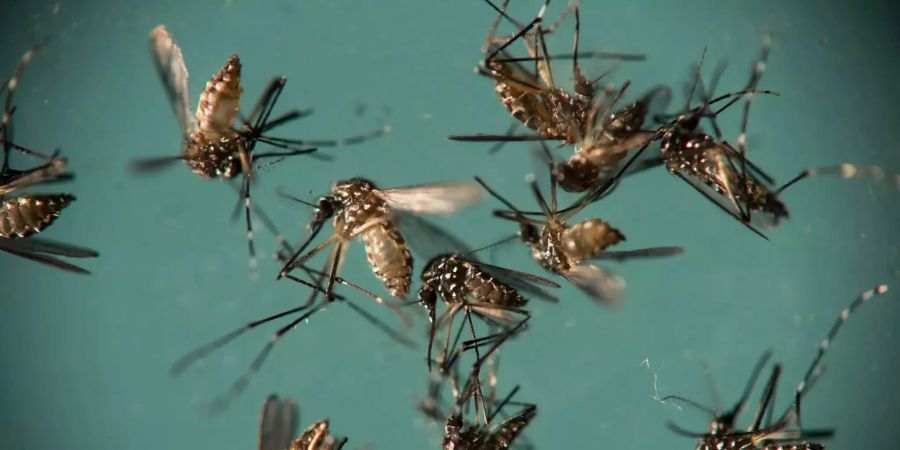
790, 284, 889, 427
259, 125, 390, 148
749, 364, 781, 433
201, 306, 327, 415
2, 44, 42, 157
241, 174, 260, 279
169, 304, 316, 377
776, 163, 899, 195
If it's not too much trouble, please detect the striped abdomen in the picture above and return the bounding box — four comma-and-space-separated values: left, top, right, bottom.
464, 262, 527, 308
193, 54, 242, 143
0, 194, 74, 238
362, 222, 412, 298
561, 219, 625, 264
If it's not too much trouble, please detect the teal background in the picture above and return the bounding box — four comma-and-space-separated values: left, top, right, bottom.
1, 0, 898, 449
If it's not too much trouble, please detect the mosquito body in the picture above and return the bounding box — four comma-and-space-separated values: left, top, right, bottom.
665, 285, 890, 450
0, 46, 97, 274
259, 395, 347, 450
478, 153, 682, 305
418, 252, 558, 370
278, 178, 483, 300
142, 26, 388, 275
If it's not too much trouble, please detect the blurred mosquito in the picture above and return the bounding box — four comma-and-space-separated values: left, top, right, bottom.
663, 284, 890, 450
259, 394, 347, 450
277, 178, 483, 301
420, 318, 537, 450
136, 26, 387, 277
0, 45, 98, 274
476, 147, 683, 305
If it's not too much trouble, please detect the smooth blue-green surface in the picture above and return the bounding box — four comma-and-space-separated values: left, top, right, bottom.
1, 1, 898, 449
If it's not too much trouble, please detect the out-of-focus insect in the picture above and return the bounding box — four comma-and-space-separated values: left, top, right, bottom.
476, 150, 683, 305
0, 45, 98, 274
137, 26, 388, 276
259, 394, 347, 450
420, 318, 537, 450
449, 0, 656, 191
277, 178, 484, 301
418, 248, 559, 371
664, 284, 890, 450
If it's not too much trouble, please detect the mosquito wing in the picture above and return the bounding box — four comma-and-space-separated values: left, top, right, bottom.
564, 263, 624, 306
0, 240, 92, 274
394, 212, 472, 262
376, 182, 483, 215
485, 404, 537, 449
259, 395, 298, 450
0, 236, 98, 258
466, 258, 561, 303
149, 25, 193, 137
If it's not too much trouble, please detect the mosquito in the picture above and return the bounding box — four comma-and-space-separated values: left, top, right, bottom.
647, 33, 896, 239
418, 248, 559, 372
277, 178, 483, 301
422, 318, 537, 450
137, 26, 387, 276
664, 284, 890, 450
476, 148, 683, 305
449, 0, 655, 190
259, 395, 347, 450
0, 45, 98, 274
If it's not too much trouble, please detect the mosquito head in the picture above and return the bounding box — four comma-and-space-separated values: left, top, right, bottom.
518, 223, 540, 245
313, 195, 337, 224
418, 285, 437, 324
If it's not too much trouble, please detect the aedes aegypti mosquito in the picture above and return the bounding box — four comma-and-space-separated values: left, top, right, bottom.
450, 0, 659, 192
277, 178, 484, 301
259, 394, 347, 450
0, 45, 98, 274
663, 285, 890, 450
476, 148, 682, 305
644, 33, 896, 239
136, 26, 387, 276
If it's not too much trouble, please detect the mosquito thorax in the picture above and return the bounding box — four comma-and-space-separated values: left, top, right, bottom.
557, 154, 601, 193
329, 177, 386, 232
536, 224, 569, 273
517, 223, 540, 245
184, 133, 243, 178
607, 101, 646, 140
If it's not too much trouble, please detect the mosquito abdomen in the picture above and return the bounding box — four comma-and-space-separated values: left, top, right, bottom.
562, 218, 625, 263
194, 54, 243, 142
465, 263, 526, 308
363, 222, 412, 298
0, 193, 74, 238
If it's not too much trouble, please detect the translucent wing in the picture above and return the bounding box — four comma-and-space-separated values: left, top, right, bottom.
376, 182, 483, 215
1, 236, 98, 258
564, 263, 624, 306
259, 395, 298, 450
149, 25, 193, 136
466, 258, 561, 303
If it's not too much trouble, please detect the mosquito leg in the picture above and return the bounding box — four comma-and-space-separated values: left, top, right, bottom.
790, 285, 889, 427
239, 174, 260, 279
200, 306, 327, 415
169, 303, 316, 376
776, 164, 899, 195
258, 125, 390, 149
